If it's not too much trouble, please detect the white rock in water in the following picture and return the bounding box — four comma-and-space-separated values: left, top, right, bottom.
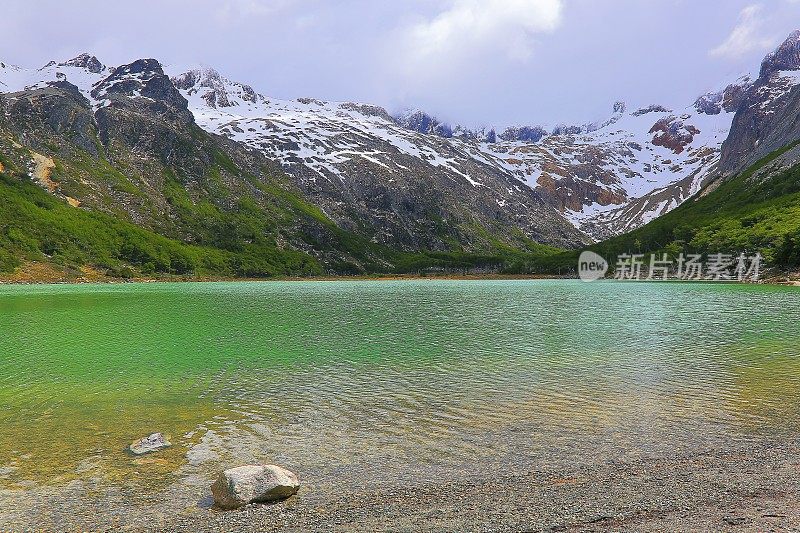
211, 464, 300, 509
129, 432, 171, 455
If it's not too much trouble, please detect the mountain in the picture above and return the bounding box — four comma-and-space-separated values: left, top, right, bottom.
0, 58, 587, 251
164, 65, 754, 242
0, 56, 577, 280
549, 31, 800, 275
718, 30, 800, 176
1, 31, 799, 280
169, 67, 586, 251
482, 96, 746, 240
0, 57, 378, 278
572, 138, 800, 276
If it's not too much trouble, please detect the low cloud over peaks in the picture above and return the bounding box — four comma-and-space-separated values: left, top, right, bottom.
399, 0, 563, 73
710, 4, 777, 59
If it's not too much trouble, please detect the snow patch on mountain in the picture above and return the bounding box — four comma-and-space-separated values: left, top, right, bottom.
166, 67, 494, 188
0, 55, 110, 108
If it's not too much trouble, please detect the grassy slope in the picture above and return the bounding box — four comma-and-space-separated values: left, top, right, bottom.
538, 141, 800, 274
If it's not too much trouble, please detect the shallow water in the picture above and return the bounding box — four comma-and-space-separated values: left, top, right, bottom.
1, 280, 799, 528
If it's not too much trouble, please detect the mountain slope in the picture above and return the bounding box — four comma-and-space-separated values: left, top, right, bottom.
529, 32, 800, 276
544, 80, 800, 273
2, 31, 799, 280
3, 48, 773, 252
487, 99, 743, 239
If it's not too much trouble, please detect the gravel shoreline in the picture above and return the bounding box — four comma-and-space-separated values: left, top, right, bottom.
167, 440, 800, 532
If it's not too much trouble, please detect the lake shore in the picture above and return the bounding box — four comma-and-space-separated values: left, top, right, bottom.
169, 440, 800, 532
0, 261, 571, 285
1, 261, 799, 286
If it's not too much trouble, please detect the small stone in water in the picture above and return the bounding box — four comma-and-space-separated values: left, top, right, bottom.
129, 432, 171, 455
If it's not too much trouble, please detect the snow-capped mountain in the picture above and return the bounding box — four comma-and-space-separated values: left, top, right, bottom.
2, 32, 799, 245
163, 64, 752, 240
0, 55, 586, 251
167, 66, 587, 249
480, 94, 749, 239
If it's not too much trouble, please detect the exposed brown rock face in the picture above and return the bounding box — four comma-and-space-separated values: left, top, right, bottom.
649, 116, 700, 154
722, 81, 750, 112
536, 172, 626, 212
534, 148, 627, 213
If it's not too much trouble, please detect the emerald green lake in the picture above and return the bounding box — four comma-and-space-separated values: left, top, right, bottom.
1, 280, 799, 529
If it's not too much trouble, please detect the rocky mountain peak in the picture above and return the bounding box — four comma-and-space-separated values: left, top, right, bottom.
500, 124, 547, 142
91, 58, 187, 110
112, 58, 163, 77
171, 67, 261, 109
718, 31, 800, 175
693, 75, 752, 115
395, 109, 453, 138
760, 30, 800, 79
550, 101, 626, 137
393, 109, 498, 142
632, 104, 671, 116
60, 53, 104, 74
450, 125, 495, 143
396, 100, 627, 145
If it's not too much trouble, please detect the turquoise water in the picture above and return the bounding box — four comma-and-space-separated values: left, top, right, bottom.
0, 280, 799, 528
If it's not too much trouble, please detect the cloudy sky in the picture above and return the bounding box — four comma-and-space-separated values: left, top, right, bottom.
2, 0, 799, 127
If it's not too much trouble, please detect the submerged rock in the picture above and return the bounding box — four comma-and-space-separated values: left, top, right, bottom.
129, 432, 171, 455
211, 465, 299, 509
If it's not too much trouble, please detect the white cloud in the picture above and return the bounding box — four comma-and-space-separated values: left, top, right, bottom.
709, 4, 776, 59
398, 0, 563, 72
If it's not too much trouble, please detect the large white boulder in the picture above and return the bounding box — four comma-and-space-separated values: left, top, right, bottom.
211, 464, 300, 509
